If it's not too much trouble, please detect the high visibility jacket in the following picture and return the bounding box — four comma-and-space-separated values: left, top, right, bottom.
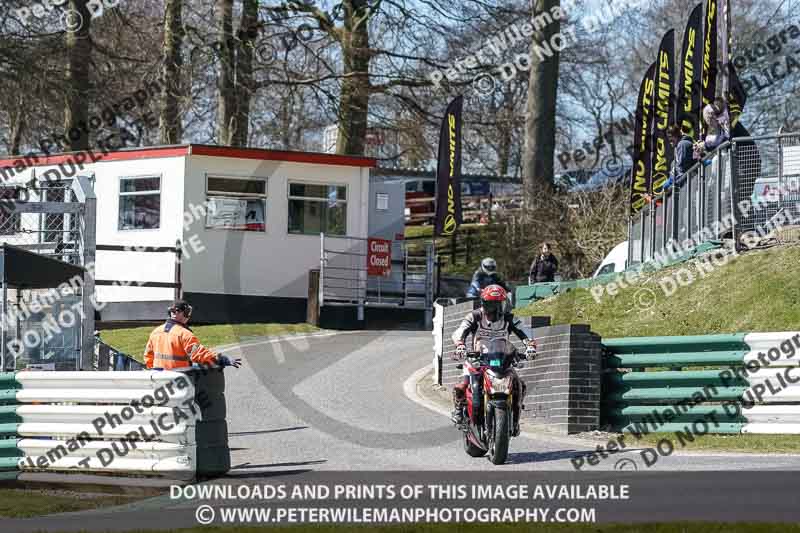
144, 319, 218, 369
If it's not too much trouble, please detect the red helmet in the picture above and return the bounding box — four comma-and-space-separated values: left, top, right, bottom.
480, 284, 506, 321
480, 284, 507, 301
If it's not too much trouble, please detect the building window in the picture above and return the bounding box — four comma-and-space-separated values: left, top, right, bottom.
0, 188, 21, 235
205, 176, 267, 231
288, 182, 347, 235
118, 176, 161, 230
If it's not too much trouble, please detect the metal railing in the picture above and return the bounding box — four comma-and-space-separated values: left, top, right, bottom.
320, 234, 434, 320
628, 133, 800, 266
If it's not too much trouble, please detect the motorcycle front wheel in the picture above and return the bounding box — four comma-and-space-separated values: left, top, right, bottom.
488, 405, 510, 465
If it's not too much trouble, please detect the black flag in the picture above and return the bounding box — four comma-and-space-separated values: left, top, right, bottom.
702, 0, 718, 121
676, 3, 704, 141
651, 29, 676, 200
434, 96, 463, 236
728, 63, 747, 127
630, 62, 657, 214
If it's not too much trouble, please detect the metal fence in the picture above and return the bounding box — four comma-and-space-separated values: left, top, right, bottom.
628, 133, 800, 266
0, 176, 97, 371
320, 234, 434, 320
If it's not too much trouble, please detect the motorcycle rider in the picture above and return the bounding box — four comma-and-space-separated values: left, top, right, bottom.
451, 284, 536, 436
466, 257, 510, 298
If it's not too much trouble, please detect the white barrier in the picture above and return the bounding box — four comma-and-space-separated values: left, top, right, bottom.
15, 370, 198, 479
743, 332, 800, 367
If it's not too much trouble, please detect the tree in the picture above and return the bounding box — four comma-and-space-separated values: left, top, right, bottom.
522, 0, 561, 205
64, 0, 93, 152
159, 0, 185, 144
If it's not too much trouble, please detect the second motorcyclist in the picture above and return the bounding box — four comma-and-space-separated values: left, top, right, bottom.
466, 257, 510, 298
450, 284, 536, 436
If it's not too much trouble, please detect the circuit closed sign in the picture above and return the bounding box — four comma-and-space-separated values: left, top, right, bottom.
367, 238, 391, 276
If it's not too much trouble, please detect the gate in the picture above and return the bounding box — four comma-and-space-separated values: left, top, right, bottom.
319, 234, 434, 323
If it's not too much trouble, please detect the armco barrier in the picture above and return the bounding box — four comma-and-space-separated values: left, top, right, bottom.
9, 368, 230, 481
603, 332, 800, 434
0, 372, 20, 472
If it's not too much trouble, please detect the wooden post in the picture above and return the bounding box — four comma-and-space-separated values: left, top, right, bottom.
307, 269, 320, 325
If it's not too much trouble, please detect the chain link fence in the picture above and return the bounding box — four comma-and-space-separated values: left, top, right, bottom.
628, 134, 800, 266
0, 177, 96, 371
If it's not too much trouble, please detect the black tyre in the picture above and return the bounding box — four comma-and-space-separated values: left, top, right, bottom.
489, 406, 510, 465
463, 432, 486, 457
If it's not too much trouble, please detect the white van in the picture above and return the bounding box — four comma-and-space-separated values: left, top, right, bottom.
593, 241, 628, 277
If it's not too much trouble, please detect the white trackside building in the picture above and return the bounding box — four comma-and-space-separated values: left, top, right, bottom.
0, 145, 377, 323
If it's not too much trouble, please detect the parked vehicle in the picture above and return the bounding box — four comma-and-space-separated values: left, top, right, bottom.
593, 240, 628, 277
455, 337, 525, 464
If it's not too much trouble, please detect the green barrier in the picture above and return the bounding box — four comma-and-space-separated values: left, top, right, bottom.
604, 369, 748, 387
606, 404, 747, 421
601, 334, 750, 433
0, 372, 19, 472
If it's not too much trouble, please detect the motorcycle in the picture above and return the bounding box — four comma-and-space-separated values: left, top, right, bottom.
455, 337, 525, 465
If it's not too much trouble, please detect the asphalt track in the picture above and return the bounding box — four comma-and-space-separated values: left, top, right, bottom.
5, 330, 800, 532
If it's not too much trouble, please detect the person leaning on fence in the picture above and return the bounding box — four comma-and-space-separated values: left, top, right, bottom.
694, 100, 731, 158
528, 243, 558, 284
663, 125, 697, 190
144, 300, 241, 370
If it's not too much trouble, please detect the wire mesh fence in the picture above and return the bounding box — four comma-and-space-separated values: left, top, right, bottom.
0, 183, 83, 265
630, 134, 800, 265
0, 178, 95, 371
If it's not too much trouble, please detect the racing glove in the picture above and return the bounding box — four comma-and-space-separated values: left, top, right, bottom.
454, 343, 467, 360
217, 354, 242, 368
524, 339, 537, 360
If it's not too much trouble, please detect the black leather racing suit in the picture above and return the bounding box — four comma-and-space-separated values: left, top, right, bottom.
451, 309, 529, 428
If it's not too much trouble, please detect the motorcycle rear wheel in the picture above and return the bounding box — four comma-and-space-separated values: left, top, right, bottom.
489, 406, 510, 465
463, 431, 486, 457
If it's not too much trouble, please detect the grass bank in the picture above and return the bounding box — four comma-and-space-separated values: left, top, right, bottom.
0, 488, 137, 518
98, 323, 318, 362
515, 244, 800, 337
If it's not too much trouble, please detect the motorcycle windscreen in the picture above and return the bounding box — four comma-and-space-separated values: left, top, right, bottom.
476, 338, 513, 368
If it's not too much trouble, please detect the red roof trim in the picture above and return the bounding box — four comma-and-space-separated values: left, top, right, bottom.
189, 145, 377, 168
0, 144, 376, 170
0, 146, 188, 169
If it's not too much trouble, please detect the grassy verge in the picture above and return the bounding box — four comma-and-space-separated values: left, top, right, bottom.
0, 489, 138, 519
515, 245, 800, 338
624, 433, 800, 454
98, 323, 319, 362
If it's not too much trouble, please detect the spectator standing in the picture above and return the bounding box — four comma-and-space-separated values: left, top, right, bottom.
528, 243, 558, 284
664, 124, 697, 189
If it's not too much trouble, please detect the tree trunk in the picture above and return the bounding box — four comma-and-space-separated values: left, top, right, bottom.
522, 0, 561, 206
159, 0, 184, 144
231, 0, 259, 147
335, 0, 371, 156
64, 0, 92, 152
215, 0, 236, 145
